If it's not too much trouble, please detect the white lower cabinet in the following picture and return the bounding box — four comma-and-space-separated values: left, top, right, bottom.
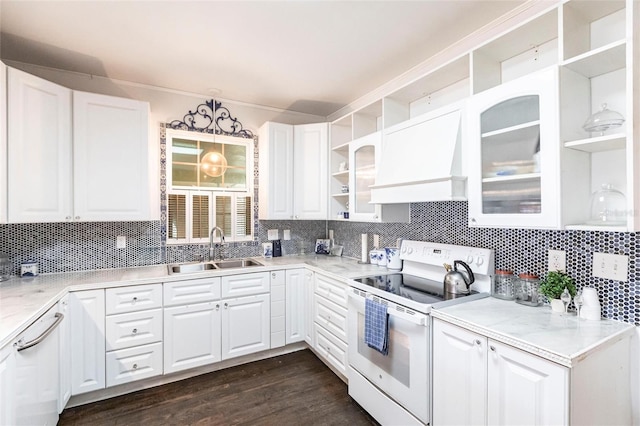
270, 270, 286, 348
221, 294, 270, 360
303, 271, 315, 346
285, 268, 305, 344
313, 272, 348, 377
164, 301, 221, 374
69, 289, 105, 396
58, 295, 71, 413
433, 319, 568, 426
106, 342, 163, 388
0, 342, 16, 425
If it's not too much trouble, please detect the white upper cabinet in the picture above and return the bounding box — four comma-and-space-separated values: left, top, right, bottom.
467, 67, 560, 229
293, 123, 328, 219
6, 67, 154, 223
73, 91, 152, 221
258, 121, 328, 220
0, 62, 7, 224
258, 122, 294, 220
7, 67, 73, 223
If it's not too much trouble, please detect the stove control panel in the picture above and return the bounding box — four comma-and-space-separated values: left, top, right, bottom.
400, 240, 494, 276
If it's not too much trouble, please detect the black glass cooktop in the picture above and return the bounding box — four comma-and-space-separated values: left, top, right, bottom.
352, 273, 475, 304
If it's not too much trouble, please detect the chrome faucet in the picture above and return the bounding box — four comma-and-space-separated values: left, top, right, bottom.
209, 226, 225, 261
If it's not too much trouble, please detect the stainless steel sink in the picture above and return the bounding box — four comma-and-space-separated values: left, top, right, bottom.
167, 261, 218, 274
214, 259, 263, 269
167, 258, 263, 274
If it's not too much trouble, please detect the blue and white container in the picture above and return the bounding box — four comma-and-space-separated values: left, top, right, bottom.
21, 260, 38, 277
385, 247, 402, 270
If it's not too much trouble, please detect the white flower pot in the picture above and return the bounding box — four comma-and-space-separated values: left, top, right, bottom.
550, 298, 564, 313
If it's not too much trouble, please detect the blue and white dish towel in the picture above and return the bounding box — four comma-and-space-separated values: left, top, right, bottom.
364, 297, 389, 355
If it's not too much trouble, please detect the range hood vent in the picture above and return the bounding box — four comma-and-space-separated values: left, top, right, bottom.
370, 106, 466, 204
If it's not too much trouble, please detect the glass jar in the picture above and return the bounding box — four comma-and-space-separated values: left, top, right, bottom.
0, 256, 11, 282
492, 269, 515, 300
514, 273, 541, 306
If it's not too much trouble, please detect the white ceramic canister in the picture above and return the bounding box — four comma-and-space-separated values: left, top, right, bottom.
376, 249, 387, 267
20, 260, 38, 277
580, 287, 601, 320
385, 247, 402, 270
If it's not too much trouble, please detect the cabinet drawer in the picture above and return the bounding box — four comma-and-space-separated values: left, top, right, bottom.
105, 309, 162, 351
314, 295, 347, 343
314, 274, 347, 308
105, 284, 162, 315
164, 277, 221, 307
314, 323, 348, 377
105, 342, 162, 388
222, 272, 269, 298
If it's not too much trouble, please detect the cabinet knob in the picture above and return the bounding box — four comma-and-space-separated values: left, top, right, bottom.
224, 302, 228, 309
470, 218, 477, 223
295, 215, 299, 219
132, 297, 138, 303
373, 215, 379, 219
75, 216, 80, 220
132, 328, 138, 334
216, 304, 220, 310
272, 273, 276, 278
490, 345, 496, 352
475, 339, 481, 346
66, 216, 72, 220
132, 363, 138, 370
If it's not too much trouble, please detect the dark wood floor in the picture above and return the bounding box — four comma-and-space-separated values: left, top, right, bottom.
59, 349, 378, 425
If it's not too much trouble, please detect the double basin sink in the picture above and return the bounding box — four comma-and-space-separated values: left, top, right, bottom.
167, 258, 263, 275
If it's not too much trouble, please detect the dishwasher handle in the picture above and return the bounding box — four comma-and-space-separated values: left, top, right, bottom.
15, 312, 64, 352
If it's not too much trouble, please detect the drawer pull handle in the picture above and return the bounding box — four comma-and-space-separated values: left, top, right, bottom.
132, 328, 138, 334
132, 363, 138, 369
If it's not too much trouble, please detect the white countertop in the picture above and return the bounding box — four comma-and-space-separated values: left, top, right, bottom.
431, 297, 636, 367
0, 255, 383, 348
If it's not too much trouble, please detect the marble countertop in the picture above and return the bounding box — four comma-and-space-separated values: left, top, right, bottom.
0, 255, 383, 348
431, 297, 636, 367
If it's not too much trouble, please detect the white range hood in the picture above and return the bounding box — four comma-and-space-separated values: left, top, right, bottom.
370, 104, 466, 204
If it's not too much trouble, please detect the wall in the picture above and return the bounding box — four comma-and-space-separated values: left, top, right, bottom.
330, 202, 639, 326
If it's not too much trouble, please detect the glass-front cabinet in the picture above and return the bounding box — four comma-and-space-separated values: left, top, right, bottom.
349, 133, 378, 221
467, 67, 560, 228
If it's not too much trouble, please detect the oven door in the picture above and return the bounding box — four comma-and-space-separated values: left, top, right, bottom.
347, 287, 430, 424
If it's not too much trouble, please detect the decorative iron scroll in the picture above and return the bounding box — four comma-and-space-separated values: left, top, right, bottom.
168, 99, 254, 138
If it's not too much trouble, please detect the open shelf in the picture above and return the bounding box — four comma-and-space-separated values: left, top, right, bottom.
562, 40, 626, 78
564, 133, 626, 153
482, 173, 540, 184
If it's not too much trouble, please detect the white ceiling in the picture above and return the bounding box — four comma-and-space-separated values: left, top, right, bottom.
0, 1, 526, 117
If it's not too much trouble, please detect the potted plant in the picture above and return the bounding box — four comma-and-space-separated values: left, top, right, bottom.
539, 271, 577, 312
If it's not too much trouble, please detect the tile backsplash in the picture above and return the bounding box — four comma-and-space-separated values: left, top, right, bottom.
1, 201, 637, 325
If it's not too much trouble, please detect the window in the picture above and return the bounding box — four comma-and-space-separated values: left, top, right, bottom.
166, 129, 254, 244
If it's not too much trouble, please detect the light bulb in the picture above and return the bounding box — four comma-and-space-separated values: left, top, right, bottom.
201, 151, 227, 177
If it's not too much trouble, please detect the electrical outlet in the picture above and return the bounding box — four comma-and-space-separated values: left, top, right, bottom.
548, 250, 566, 272
593, 252, 628, 281
116, 236, 127, 249
267, 229, 279, 240
283, 230, 291, 240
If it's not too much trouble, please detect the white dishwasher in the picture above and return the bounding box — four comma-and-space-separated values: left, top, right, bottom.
14, 303, 64, 426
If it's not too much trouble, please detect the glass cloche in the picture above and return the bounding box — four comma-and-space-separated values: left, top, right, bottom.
583, 103, 625, 135
588, 184, 626, 226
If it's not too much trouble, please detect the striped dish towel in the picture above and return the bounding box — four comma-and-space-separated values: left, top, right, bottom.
364, 297, 389, 355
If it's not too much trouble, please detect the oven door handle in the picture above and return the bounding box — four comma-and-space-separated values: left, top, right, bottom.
387, 307, 427, 326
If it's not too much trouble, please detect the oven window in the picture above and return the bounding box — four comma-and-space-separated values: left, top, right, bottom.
357, 313, 411, 386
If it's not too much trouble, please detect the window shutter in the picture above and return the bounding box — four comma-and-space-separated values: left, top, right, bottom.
236, 196, 252, 238
192, 194, 210, 239
215, 195, 232, 237
167, 193, 186, 240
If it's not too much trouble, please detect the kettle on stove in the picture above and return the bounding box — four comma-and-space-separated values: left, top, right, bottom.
443, 260, 475, 294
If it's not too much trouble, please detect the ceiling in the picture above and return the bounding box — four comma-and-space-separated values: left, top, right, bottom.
0, 1, 526, 117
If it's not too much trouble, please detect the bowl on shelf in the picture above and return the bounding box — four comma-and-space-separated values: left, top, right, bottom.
582, 103, 625, 135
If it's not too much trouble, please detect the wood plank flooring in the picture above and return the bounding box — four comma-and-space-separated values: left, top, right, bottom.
59, 349, 378, 425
